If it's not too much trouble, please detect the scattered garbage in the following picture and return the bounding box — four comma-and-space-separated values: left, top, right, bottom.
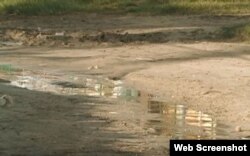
87, 65, 99, 70
55, 32, 65, 36
0, 95, 13, 107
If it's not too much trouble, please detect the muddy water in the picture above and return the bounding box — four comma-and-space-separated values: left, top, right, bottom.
2, 68, 231, 139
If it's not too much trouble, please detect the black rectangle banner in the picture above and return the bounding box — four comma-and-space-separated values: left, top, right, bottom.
170, 140, 250, 156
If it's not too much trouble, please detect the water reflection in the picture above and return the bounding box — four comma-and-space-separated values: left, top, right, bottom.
8, 70, 227, 139
134, 92, 221, 139
10, 70, 122, 97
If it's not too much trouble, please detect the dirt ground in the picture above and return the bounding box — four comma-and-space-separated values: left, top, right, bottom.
0, 14, 250, 155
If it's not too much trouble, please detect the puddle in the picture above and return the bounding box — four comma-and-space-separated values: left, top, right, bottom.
0, 41, 23, 46
8, 70, 125, 97
1, 69, 232, 139
144, 103, 226, 139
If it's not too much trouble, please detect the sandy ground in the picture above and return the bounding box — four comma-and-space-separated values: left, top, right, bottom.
0, 14, 250, 155
0, 83, 170, 156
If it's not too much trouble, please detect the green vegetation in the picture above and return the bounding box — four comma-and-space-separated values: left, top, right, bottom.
221, 23, 250, 41
0, 0, 250, 15
0, 64, 14, 73
0, 0, 84, 15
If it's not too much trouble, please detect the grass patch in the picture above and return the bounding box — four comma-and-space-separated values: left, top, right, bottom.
0, 64, 14, 73
0, 64, 12, 71
221, 23, 250, 41
0, 0, 87, 15
0, 0, 250, 15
